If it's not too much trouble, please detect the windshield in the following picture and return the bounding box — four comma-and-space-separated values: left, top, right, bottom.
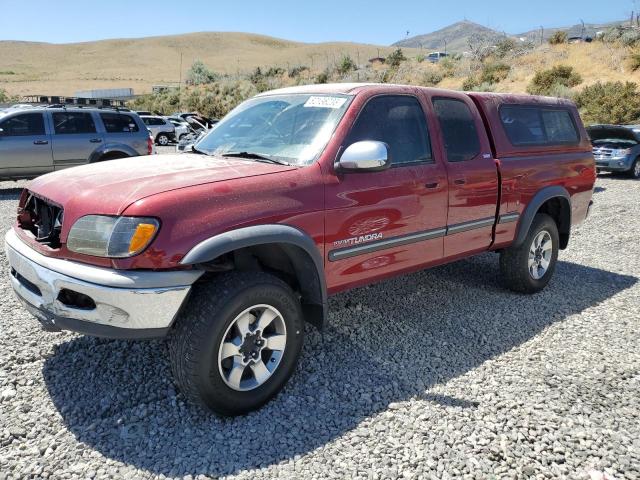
194, 93, 352, 166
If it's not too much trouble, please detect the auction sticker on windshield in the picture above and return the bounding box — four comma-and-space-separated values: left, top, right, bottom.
304, 96, 348, 109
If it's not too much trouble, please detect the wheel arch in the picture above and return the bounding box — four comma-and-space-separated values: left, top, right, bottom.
89, 144, 137, 163
514, 186, 571, 250
180, 225, 327, 329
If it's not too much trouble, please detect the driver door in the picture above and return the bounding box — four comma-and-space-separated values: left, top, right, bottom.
324, 93, 448, 292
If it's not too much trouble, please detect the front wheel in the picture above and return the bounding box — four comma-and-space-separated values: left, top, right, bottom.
169, 272, 304, 416
500, 213, 559, 293
628, 158, 640, 179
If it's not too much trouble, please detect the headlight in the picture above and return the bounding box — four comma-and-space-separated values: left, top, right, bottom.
612, 148, 631, 157
67, 215, 159, 258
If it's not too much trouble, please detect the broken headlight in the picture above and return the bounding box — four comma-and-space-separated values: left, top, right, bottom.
67, 215, 159, 258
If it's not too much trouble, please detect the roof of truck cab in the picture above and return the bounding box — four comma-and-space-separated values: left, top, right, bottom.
467, 91, 577, 108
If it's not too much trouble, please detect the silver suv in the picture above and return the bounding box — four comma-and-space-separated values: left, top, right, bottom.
140, 115, 175, 146
0, 107, 152, 180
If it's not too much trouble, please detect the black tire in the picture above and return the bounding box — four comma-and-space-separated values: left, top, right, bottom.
169, 271, 304, 416
156, 133, 170, 146
628, 158, 640, 179
179, 133, 187, 141
96, 152, 128, 162
500, 213, 559, 294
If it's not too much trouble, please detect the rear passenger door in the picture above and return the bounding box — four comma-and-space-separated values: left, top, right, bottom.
431, 95, 499, 257
0, 112, 53, 176
100, 112, 146, 155
50, 111, 103, 169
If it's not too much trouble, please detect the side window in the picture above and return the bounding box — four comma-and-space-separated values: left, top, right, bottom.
346, 95, 432, 165
432, 97, 481, 162
500, 105, 579, 146
52, 112, 96, 134
0, 113, 45, 136
100, 113, 139, 133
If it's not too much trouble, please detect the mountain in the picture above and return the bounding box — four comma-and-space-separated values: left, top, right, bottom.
392, 21, 508, 52
0, 32, 411, 97
516, 20, 625, 42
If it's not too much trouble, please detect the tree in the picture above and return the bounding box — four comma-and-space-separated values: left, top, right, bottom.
386, 48, 406, 67
186, 60, 217, 85
337, 55, 356, 75
575, 81, 640, 124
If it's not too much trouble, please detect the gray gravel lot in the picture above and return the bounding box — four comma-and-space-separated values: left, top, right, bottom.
0, 172, 639, 480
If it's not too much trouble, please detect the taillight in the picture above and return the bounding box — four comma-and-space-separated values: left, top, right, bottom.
147, 136, 153, 155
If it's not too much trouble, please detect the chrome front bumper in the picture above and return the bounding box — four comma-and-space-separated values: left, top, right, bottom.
5, 228, 203, 338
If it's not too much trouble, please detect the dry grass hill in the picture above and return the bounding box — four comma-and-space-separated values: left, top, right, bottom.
0, 32, 413, 97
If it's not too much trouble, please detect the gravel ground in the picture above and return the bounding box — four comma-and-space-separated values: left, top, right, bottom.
0, 173, 639, 480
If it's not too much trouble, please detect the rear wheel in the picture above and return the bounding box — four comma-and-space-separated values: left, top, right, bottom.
156, 133, 170, 146
500, 213, 559, 293
96, 152, 129, 162
169, 272, 304, 416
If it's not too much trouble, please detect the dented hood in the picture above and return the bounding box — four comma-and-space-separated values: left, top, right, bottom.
27, 153, 296, 215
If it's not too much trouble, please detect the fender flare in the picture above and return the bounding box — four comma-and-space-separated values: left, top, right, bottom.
513, 185, 571, 248
180, 224, 327, 328
88, 143, 139, 163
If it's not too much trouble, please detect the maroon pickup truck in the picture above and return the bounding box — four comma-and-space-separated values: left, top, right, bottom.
6, 83, 596, 415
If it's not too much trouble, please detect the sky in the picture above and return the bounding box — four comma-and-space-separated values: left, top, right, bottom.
0, 0, 633, 45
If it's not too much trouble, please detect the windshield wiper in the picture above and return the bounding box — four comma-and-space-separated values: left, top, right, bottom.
221, 151, 292, 166
190, 145, 208, 155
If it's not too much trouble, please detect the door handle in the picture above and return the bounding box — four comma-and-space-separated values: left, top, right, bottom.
425, 182, 439, 189
453, 178, 466, 185
89, 138, 102, 143
33, 140, 48, 145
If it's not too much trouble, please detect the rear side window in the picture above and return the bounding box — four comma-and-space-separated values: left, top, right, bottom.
346, 95, 432, 165
143, 117, 164, 126
0, 113, 45, 136
52, 112, 96, 134
432, 97, 481, 162
500, 105, 579, 146
100, 113, 139, 133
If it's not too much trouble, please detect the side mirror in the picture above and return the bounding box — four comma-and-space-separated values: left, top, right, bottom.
337, 140, 391, 172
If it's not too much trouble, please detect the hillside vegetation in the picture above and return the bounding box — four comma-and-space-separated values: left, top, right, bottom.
0, 32, 409, 97
4, 26, 640, 124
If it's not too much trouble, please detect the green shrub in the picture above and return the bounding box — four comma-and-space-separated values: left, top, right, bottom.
386, 48, 406, 67
575, 81, 640, 124
422, 71, 443, 86
288, 65, 308, 77
629, 51, 640, 72
438, 57, 456, 77
462, 77, 479, 91
527, 65, 582, 96
495, 38, 517, 58
480, 62, 510, 84
548, 31, 568, 45
316, 70, 330, 84
264, 66, 285, 77
337, 55, 356, 75
186, 60, 218, 85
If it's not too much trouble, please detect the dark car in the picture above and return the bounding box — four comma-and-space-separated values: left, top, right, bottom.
587, 124, 640, 178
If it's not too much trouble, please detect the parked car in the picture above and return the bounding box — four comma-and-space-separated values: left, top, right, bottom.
0, 107, 152, 180
426, 51, 449, 63
164, 116, 191, 141
140, 115, 175, 146
6, 84, 595, 416
587, 124, 640, 178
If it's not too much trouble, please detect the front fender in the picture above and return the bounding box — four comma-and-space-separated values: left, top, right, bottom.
180, 224, 327, 328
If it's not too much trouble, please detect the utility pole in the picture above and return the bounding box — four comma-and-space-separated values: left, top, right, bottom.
178, 52, 183, 90
540, 26, 544, 45
443, 39, 447, 55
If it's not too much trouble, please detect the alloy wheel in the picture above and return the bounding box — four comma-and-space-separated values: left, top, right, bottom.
528, 230, 552, 280
217, 304, 287, 391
